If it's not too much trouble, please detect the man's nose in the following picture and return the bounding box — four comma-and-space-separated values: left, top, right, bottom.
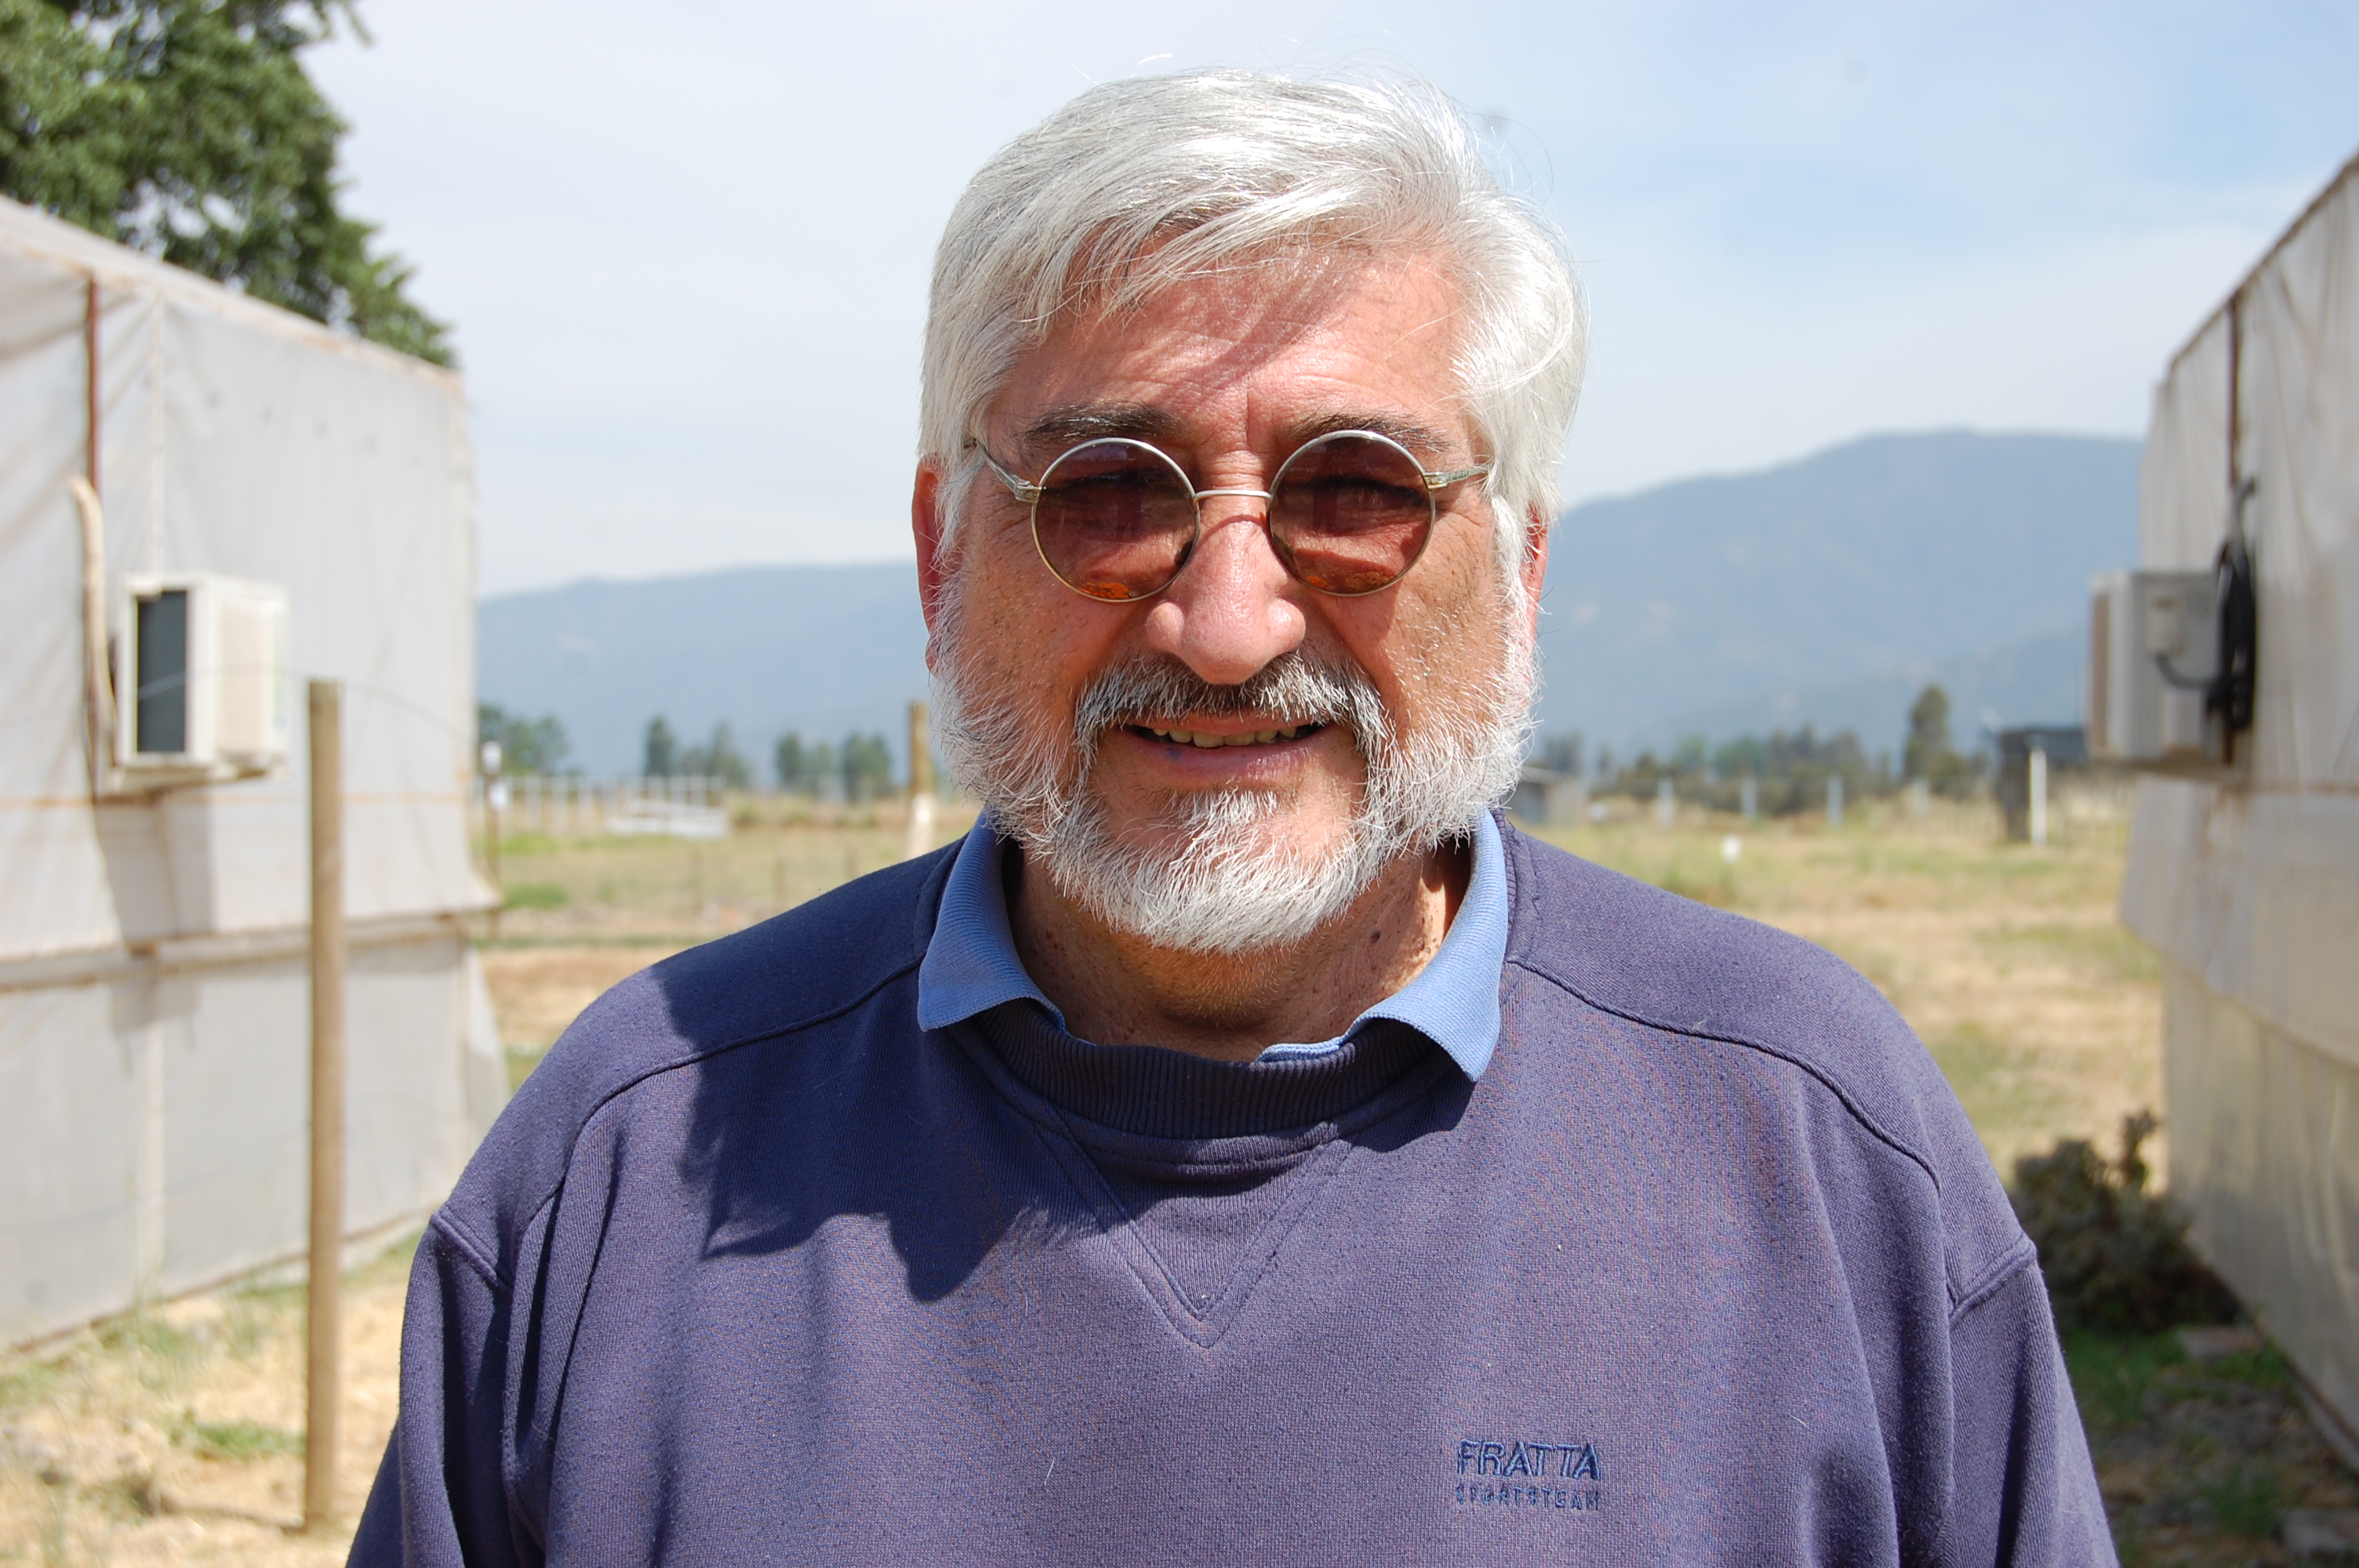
1140, 504, 1306, 685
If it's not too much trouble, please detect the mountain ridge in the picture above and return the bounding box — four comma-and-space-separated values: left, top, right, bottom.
479, 429, 2139, 775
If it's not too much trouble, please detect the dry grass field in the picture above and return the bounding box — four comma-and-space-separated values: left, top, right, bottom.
7, 793, 2352, 1564
0, 1246, 409, 1567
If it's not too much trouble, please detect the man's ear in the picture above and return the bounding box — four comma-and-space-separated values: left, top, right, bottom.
914, 462, 951, 658
1518, 506, 1550, 641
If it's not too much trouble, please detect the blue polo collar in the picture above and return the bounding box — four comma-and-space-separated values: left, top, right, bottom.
915, 808, 1507, 1080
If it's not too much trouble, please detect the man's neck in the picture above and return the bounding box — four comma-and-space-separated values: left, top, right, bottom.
1005, 841, 1470, 1063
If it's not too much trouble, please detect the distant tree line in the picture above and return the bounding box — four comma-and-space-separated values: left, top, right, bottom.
641, 717, 754, 789
474, 708, 911, 800
1528, 682, 1986, 818
478, 703, 569, 776
634, 717, 895, 800
772, 729, 896, 801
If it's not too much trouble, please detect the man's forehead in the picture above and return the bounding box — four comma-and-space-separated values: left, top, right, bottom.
991, 255, 1476, 463
1014, 401, 1460, 462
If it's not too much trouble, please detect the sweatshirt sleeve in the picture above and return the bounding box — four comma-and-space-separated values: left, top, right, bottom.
1935, 1259, 2117, 1567
347, 1215, 536, 1568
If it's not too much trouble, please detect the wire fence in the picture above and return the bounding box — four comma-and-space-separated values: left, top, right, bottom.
471, 775, 730, 839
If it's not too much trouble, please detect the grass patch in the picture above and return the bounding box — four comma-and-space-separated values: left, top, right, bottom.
2201, 1464, 2280, 1537
1926, 1023, 2038, 1134
2063, 1331, 2185, 1428
173, 1414, 300, 1462
2207, 1342, 2295, 1394
220, 1295, 281, 1361
0, 1356, 62, 1414
1981, 922, 2160, 983
503, 881, 570, 910
90, 1312, 206, 1391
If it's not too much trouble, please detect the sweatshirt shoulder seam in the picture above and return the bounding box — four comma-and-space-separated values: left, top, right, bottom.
1508, 952, 2039, 1319
1950, 1236, 2041, 1323
467, 953, 924, 1290
1503, 953, 1943, 1196
427, 1207, 506, 1292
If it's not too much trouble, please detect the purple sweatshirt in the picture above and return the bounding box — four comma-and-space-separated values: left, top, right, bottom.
351, 822, 2114, 1565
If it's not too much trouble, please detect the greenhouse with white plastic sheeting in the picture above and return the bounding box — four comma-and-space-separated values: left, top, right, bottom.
0, 197, 504, 1346
2121, 151, 2359, 1463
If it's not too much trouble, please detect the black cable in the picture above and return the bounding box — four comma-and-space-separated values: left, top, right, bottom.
2208, 522, 2258, 751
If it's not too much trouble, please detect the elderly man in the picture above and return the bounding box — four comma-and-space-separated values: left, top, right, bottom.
355, 71, 2111, 1566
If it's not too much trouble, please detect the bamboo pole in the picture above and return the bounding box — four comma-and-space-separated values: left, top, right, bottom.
903, 699, 935, 860
305, 681, 347, 1532
481, 742, 503, 941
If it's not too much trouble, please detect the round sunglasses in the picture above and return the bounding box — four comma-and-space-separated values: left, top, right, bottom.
971, 430, 1492, 601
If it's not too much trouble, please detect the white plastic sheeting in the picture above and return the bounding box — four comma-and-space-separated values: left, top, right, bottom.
1, 934, 507, 1339
0, 198, 503, 1342
2121, 154, 2359, 1441
2158, 965, 2359, 1457
0, 201, 484, 953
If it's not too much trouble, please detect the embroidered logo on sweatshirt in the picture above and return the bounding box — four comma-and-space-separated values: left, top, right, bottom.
1452, 1438, 1602, 1513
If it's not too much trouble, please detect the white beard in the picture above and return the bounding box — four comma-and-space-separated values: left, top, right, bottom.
932, 589, 1536, 957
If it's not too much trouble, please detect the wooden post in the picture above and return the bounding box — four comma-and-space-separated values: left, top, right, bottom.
481, 741, 503, 941
903, 700, 935, 860
305, 681, 347, 1533
2029, 742, 2049, 848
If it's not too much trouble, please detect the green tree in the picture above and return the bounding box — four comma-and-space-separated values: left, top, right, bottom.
1904, 684, 1951, 779
1532, 731, 1583, 776
772, 731, 838, 797
773, 731, 808, 794
839, 731, 893, 804
1710, 733, 1768, 780
477, 703, 568, 775
679, 722, 751, 790
642, 715, 677, 778
1903, 683, 1972, 794
0, 0, 451, 363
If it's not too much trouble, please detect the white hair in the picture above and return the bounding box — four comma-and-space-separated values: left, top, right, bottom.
918, 69, 1587, 575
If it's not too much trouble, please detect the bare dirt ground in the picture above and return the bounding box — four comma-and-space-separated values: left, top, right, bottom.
6, 797, 2350, 1564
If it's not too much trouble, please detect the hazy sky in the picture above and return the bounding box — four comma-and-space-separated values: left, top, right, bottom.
308, 2, 2358, 596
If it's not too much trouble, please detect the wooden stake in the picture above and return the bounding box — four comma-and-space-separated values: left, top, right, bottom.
305, 681, 346, 1533
903, 699, 935, 860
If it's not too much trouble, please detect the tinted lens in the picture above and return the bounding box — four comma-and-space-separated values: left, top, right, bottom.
1268, 434, 1435, 595
1032, 439, 1199, 601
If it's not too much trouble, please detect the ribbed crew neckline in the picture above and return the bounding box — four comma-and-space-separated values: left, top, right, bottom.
968, 1001, 1439, 1142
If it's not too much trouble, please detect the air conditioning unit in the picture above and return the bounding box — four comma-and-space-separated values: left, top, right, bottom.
117, 574, 292, 783
2087, 568, 2247, 771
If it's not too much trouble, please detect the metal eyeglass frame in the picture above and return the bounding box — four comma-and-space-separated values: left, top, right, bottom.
968, 429, 1494, 601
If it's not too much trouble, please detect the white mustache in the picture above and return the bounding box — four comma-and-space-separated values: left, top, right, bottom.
1070, 651, 1390, 764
